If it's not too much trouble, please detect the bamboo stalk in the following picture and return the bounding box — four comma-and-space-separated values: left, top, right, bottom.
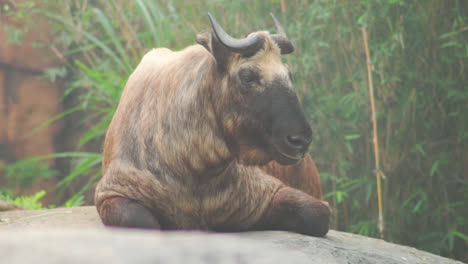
281, 0, 286, 13
360, 27, 384, 239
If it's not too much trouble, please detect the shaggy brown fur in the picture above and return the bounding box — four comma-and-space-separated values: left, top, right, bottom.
261, 154, 322, 199
95, 20, 330, 236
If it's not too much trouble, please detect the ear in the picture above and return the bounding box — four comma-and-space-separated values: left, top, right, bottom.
196, 30, 232, 72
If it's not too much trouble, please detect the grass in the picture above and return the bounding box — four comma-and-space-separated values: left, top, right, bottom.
0, 190, 46, 210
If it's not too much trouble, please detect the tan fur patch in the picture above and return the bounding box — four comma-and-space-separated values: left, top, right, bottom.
227, 33, 292, 92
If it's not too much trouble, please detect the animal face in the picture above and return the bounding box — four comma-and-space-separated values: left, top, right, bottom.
198, 14, 312, 165
227, 45, 312, 165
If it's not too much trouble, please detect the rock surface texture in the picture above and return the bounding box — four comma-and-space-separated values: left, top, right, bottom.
0, 200, 23, 211
0, 206, 462, 264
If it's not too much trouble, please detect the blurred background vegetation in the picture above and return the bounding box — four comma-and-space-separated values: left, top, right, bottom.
0, 0, 466, 261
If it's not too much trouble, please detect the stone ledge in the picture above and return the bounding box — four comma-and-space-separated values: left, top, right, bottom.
0, 207, 462, 264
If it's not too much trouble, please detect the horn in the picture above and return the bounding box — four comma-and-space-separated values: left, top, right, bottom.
208, 13, 264, 55
270, 13, 295, 54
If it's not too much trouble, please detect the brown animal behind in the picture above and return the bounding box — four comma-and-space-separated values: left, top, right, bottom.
261, 154, 322, 199
95, 14, 330, 237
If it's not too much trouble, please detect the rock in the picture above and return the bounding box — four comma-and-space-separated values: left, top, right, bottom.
0, 71, 62, 202
0, 206, 462, 264
0, 206, 100, 228
2, 228, 312, 264
0, 5, 62, 72
0, 200, 23, 211
0, 1, 64, 203
3, 73, 63, 159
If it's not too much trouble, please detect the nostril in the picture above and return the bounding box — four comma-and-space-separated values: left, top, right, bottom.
286, 135, 310, 149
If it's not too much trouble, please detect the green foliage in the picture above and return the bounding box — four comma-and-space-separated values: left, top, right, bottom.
3, 0, 466, 260
64, 194, 85, 208
0, 190, 46, 210
1, 159, 57, 189
43, 66, 68, 82
2, 25, 26, 44
292, 0, 467, 258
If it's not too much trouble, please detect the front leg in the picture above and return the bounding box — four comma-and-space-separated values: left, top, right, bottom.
98, 196, 160, 229
257, 187, 330, 237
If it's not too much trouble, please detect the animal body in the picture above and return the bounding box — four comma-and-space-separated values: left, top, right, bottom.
95, 14, 330, 236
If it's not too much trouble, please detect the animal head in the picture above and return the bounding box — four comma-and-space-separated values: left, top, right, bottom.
197, 14, 312, 166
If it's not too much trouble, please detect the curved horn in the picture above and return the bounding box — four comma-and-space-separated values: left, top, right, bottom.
270, 13, 295, 54
208, 13, 264, 55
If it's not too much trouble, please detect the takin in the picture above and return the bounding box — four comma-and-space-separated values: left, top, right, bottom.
95, 13, 330, 236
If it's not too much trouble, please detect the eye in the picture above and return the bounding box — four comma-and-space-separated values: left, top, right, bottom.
238, 68, 259, 85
